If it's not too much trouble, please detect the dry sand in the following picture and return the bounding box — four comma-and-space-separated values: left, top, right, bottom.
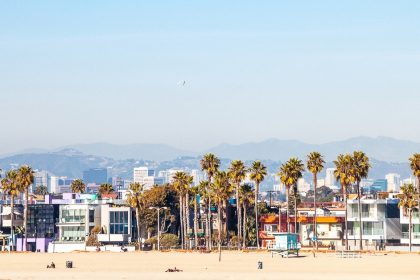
0, 251, 419, 280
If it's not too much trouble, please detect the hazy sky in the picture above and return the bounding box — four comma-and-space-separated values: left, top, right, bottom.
1, 1, 419, 154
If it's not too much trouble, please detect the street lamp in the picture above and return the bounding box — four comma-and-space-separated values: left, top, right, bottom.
149, 207, 168, 251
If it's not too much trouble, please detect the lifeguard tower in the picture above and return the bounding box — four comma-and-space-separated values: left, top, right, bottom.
269, 232, 300, 258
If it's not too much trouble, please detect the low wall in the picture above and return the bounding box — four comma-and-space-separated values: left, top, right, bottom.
48, 243, 135, 253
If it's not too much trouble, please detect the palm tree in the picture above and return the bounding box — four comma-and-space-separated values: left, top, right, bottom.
212, 171, 231, 261
409, 154, 420, 206
34, 185, 48, 195
98, 183, 114, 196
249, 160, 267, 249
70, 179, 86, 194
1, 170, 20, 251
351, 151, 370, 250
173, 171, 191, 249
228, 160, 247, 250
127, 182, 144, 249
398, 183, 419, 252
279, 158, 305, 234
200, 153, 220, 250
239, 184, 254, 249
334, 154, 354, 250
17, 165, 34, 252
306, 152, 325, 251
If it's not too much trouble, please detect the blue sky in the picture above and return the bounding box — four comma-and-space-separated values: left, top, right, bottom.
1, 1, 419, 153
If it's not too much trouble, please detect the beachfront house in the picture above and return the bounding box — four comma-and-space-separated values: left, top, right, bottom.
297, 207, 344, 247
97, 204, 132, 244
56, 203, 101, 243
346, 197, 401, 249
16, 204, 59, 252
400, 205, 420, 245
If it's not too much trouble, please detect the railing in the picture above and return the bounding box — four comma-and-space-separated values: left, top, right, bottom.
402, 233, 420, 239
58, 218, 86, 223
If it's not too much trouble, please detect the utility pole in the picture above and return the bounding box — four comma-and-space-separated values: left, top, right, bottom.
149, 207, 168, 251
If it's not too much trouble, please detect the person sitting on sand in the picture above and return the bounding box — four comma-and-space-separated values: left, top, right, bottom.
165, 267, 183, 272
47, 262, 55, 269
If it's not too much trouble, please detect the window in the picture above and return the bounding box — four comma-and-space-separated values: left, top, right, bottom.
264, 224, 278, 232
89, 209, 95, 223
109, 211, 129, 234
362, 205, 370, 218
362, 222, 383, 235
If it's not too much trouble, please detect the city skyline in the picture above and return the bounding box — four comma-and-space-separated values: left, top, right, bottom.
1, 1, 420, 154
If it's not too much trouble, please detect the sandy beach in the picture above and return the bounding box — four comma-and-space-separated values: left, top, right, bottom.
0, 251, 419, 280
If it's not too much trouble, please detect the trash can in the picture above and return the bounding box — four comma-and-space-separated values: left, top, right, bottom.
257, 261, 263, 270
66, 261, 73, 268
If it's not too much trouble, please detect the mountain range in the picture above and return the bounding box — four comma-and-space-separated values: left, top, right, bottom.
3, 136, 416, 163
0, 136, 417, 183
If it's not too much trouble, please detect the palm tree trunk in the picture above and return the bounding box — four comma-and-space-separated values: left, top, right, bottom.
344, 188, 349, 250
409, 209, 412, 253
184, 193, 189, 249
136, 208, 141, 251
313, 173, 317, 251
194, 197, 198, 250
218, 201, 222, 262
242, 203, 247, 249
207, 176, 213, 251
236, 183, 241, 250
208, 195, 212, 251
10, 195, 15, 251
294, 193, 297, 234
255, 182, 260, 249
357, 181, 363, 251
24, 188, 28, 252
179, 194, 184, 249
222, 200, 227, 241
286, 187, 290, 233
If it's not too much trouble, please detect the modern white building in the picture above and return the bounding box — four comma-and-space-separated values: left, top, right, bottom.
56, 204, 101, 242
400, 206, 420, 245
385, 173, 401, 193
346, 197, 401, 248
97, 204, 132, 244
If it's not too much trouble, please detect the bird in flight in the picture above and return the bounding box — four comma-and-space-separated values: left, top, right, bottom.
178, 80, 186, 86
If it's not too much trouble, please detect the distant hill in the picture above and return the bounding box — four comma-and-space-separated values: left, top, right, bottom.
0, 149, 413, 183
0, 149, 114, 178
61, 143, 195, 161
207, 136, 420, 162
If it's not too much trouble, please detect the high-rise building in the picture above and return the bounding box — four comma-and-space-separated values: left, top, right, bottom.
368, 179, 388, 193
83, 168, 108, 184
133, 167, 155, 183
190, 169, 203, 186
297, 178, 310, 193
33, 170, 49, 193
385, 173, 401, 192
50, 177, 74, 193
325, 168, 337, 187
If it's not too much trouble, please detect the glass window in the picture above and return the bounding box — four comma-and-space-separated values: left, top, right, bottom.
89, 209, 95, 223
109, 211, 129, 234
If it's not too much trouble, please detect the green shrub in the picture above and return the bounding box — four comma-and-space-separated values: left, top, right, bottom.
145, 234, 179, 248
